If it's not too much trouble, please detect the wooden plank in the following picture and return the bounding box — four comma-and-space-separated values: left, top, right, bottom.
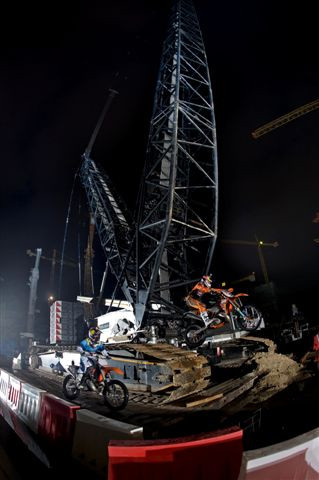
190, 378, 235, 398
173, 366, 211, 385
186, 393, 223, 408
163, 378, 210, 403
205, 374, 259, 410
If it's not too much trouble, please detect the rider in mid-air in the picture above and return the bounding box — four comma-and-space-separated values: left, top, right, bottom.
185, 275, 222, 326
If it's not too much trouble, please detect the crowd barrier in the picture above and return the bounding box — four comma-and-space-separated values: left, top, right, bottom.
72, 409, 144, 476
18, 382, 46, 433
0, 369, 50, 466
2, 366, 319, 479
108, 427, 243, 480
239, 427, 319, 479
0, 367, 144, 476
38, 392, 80, 453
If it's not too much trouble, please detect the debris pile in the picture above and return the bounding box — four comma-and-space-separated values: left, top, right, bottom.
249, 350, 310, 403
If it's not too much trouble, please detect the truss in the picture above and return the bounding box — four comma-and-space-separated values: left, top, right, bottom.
136, 0, 218, 323
79, 155, 136, 305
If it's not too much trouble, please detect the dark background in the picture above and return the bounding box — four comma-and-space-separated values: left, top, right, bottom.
0, 0, 318, 344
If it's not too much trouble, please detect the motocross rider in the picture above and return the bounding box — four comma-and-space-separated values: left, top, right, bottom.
185, 275, 221, 325
79, 327, 109, 376
185, 275, 213, 322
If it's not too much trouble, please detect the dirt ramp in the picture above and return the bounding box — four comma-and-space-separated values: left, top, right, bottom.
250, 351, 309, 402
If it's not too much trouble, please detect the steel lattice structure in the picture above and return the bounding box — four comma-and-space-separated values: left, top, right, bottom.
135, 0, 218, 324
79, 155, 136, 305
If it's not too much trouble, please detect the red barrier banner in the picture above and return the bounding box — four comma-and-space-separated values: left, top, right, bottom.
242, 429, 319, 480
38, 393, 80, 452
108, 427, 243, 480
9, 409, 50, 467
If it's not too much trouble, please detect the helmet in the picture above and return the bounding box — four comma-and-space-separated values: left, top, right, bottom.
88, 327, 101, 342
201, 275, 212, 288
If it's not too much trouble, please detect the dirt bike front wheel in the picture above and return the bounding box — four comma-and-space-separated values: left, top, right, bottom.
62, 374, 80, 400
103, 380, 129, 411
185, 324, 206, 348
236, 305, 262, 331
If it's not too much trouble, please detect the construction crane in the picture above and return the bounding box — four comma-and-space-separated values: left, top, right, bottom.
221, 237, 279, 284
135, 0, 218, 323
26, 249, 77, 268
71, 0, 218, 401
79, 89, 136, 309
27, 249, 77, 303
26, 248, 42, 335
80, 0, 218, 329
30, 0, 268, 405
251, 98, 319, 139
82, 214, 97, 323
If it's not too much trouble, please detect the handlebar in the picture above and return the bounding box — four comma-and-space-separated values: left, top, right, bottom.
82, 349, 110, 358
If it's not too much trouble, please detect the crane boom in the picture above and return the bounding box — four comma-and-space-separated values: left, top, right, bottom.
135, 0, 218, 324
221, 239, 279, 248
26, 249, 77, 267
252, 98, 319, 139
79, 91, 136, 308
26, 248, 42, 334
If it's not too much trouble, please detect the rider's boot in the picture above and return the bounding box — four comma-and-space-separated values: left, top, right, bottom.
200, 311, 210, 325
211, 317, 223, 328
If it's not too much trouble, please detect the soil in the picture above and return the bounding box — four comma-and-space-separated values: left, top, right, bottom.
243, 350, 311, 403
218, 335, 319, 450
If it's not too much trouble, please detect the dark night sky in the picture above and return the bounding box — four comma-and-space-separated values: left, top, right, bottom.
1, 0, 319, 326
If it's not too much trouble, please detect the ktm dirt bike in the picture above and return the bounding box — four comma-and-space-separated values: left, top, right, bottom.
62, 352, 129, 411
184, 287, 263, 348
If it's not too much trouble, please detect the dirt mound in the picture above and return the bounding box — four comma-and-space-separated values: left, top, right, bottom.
249, 351, 310, 402
223, 341, 313, 416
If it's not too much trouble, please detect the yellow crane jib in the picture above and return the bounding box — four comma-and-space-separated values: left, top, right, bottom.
252, 99, 319, 139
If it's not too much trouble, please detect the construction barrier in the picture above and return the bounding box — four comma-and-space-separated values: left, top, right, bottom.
0, 369, 50, 466
18, 382, 46, 433
37, 392, 80, 453
72, 409, 144, 476
7, 405, 50, 467
0, 369, 10, 418
3, 365, 319, 479
0, 367, 143, 476
0, 370, 14, 429
0, 370, 10, 403
7, 374, 21, 412
238, 427, 319, 479
108, 427, 243, 480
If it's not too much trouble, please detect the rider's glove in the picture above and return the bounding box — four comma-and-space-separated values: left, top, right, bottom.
101, 349, 110, 358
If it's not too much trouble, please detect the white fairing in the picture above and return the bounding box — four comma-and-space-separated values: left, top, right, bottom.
97, 307, 137, 343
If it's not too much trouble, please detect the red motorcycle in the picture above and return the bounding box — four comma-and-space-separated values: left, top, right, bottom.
184, 287, 263, 348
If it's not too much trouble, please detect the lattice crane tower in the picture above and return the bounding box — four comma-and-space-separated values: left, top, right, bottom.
135, 0, 218, 322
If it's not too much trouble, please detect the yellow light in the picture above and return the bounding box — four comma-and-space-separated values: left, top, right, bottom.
221, 282, 226, 287
259, 241, 264, 245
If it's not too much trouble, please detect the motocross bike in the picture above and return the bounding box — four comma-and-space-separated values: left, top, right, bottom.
184, 287, 263, 348
62, 352, 129, 411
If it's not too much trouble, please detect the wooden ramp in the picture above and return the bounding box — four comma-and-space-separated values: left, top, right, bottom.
168, 372, 261, 411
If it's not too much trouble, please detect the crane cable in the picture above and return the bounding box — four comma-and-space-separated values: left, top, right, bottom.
57, 170, 79, 299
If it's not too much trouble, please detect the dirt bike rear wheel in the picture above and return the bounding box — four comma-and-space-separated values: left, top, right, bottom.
236, 305, 262, 331
185, 324, 206, 348
103, 380, 129, 411
62, 374, 80, 400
